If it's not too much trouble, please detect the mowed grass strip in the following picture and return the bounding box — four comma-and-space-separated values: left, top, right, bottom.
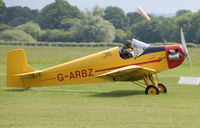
0, 46, 200, 128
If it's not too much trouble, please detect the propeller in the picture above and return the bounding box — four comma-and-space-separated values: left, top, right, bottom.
180, 27, 192, 70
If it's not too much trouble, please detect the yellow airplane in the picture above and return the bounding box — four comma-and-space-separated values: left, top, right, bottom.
6, 29, 190, 95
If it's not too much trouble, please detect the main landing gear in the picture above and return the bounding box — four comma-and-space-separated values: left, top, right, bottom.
143, 75, 167, 95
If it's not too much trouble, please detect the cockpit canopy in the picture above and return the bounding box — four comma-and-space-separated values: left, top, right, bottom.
132, 38, 150, 57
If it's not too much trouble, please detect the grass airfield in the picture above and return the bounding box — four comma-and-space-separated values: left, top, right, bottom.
0, 46, 200, 128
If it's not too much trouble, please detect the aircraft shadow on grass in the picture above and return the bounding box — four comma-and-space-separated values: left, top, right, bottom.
91, 90, 145, 98
4, 88, 145, 97
5, 88, 28, 92
5, 88, 97, 94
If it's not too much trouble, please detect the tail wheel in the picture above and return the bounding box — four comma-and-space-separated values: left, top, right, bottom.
158, 83, 167, 93
145, 85, 160, 95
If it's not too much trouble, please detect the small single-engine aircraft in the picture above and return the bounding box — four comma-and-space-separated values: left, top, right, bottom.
6, 28, 190, 95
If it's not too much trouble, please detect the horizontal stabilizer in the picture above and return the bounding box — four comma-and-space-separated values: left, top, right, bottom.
15, 70, 42, 78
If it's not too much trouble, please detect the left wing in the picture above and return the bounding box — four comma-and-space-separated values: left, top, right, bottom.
96, 65, 156, 81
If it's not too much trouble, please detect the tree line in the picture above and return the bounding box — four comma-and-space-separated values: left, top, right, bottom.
0, 0, 200, 44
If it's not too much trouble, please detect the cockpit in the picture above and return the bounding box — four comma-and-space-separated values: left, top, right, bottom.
120, 38, 150, 59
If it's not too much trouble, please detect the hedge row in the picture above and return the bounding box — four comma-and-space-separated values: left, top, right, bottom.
151, 42, 200, 48
0, 41, 123, 47
0, 41, 199, 48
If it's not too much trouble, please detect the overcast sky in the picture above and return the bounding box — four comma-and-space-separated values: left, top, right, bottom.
4, 0, 200, 14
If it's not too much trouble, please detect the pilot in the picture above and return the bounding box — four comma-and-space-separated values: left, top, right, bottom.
120, 40, 134, 59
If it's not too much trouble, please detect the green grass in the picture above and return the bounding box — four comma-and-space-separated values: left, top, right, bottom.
0, 46, 200, 128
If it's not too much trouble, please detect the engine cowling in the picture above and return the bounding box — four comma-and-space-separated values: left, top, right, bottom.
165, 45, 185, 69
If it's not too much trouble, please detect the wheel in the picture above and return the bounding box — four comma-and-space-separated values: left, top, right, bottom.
158, 83, 167, 93
145, 85, 160, 95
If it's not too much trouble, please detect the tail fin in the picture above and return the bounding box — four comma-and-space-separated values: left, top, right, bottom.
7, 49, 36, 88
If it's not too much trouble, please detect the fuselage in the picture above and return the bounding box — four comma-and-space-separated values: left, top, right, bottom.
23, 44, 185, 88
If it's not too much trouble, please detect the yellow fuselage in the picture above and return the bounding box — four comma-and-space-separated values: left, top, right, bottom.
22, 47, 168, 88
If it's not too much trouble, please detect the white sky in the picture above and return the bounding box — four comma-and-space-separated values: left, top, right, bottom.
4, 0, 200, 14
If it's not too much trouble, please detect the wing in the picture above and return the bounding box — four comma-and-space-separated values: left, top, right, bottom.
96, 65, 156, 81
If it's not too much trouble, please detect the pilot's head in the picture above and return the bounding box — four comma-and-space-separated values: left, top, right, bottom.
124, 40, 132, 48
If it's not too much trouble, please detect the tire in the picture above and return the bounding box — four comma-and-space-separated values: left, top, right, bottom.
145, 85, 160, 95
158, 83, 167, 93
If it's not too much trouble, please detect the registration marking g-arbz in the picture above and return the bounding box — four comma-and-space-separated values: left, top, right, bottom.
57, 68, 94, 81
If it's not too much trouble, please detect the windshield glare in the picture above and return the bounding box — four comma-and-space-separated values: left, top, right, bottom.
132, 38, 150, 56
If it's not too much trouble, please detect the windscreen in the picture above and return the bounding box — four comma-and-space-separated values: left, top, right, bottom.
132, 38, 150, 57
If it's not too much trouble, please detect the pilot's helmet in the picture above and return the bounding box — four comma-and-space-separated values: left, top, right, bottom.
124, 40, 132, 48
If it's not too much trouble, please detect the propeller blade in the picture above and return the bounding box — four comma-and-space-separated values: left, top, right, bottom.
180, 27, 192, 69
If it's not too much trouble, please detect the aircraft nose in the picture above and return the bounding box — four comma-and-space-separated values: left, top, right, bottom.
165, 45, 185, 69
